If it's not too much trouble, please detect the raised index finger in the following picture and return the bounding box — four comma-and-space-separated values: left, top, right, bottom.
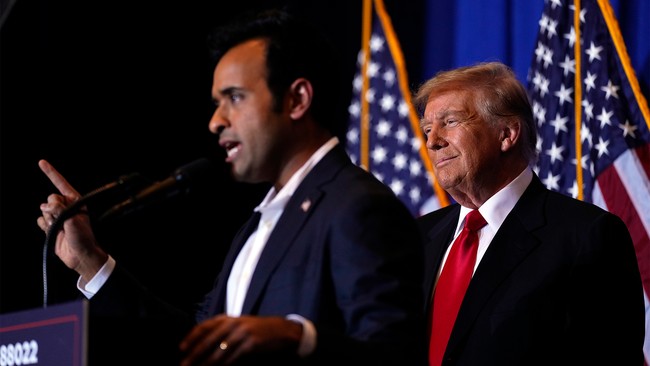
38, 159, 81, 198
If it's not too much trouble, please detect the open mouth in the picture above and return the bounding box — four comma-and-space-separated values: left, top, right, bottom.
224, 142, 241, 159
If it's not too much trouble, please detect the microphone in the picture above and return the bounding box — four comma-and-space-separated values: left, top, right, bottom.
45, 172, 145, 241
98, 157, 213, 221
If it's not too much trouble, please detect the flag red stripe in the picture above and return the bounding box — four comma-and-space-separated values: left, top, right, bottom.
636, 143, 650, 182
597, 160, 650, 296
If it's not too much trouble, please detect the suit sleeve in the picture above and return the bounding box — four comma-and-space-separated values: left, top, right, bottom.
565, 211, 645, 365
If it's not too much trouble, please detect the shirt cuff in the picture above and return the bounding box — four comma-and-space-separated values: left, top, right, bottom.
286, 314, 316, 357
77, 255, 116, 298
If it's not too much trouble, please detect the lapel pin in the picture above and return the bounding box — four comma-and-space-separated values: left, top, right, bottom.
301, 199, 312, 213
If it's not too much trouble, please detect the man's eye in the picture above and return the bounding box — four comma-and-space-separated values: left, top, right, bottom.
230, 94, 243, 103
446, 119, 459, 126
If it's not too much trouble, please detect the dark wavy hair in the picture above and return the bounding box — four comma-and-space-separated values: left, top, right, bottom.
207, 9, 347, 139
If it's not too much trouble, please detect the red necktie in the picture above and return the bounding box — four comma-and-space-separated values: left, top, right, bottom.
429, 209, 487, 366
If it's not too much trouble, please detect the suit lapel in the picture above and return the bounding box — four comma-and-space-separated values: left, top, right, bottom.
207, 212, 263, 314
239, 146, 347, 314
446, 176, 548, 351
240, 191, 322, 314
423, 205, 460, 310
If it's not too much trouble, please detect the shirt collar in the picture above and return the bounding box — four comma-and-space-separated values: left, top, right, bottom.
458, 167, 533, 233
256, 136, 339, 213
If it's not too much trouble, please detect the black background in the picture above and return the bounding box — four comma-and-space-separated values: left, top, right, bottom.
0, 0, 425, 315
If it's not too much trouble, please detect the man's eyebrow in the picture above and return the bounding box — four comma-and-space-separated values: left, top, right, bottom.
420, 108, 467, 128
216, 86, 242, 97
435, 108, 464, 120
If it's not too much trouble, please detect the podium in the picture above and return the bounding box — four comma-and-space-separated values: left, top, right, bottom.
0, 300, 87, 366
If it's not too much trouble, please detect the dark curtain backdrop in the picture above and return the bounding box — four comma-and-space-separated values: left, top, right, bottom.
1, 0, 648, 317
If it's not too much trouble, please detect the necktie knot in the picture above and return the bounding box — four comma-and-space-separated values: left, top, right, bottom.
465, 210, 487, 232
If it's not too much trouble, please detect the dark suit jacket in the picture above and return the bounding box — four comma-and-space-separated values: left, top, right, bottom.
89, 145, 427, 366
418, 174, 645, 366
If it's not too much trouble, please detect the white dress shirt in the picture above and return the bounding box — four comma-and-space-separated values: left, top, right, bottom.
437, 167, 533, 279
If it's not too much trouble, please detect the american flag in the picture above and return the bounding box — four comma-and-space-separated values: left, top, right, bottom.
346, 0, 450, 217
528, 0, 650, 361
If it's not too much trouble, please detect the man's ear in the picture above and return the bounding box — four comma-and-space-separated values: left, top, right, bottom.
500, 118, 521, 152
288, 78, 313, 120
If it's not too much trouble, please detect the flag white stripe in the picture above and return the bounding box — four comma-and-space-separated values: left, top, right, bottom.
614, 149, 650, 236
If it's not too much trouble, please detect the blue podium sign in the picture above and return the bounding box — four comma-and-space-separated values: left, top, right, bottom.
0, 300, 88, 366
